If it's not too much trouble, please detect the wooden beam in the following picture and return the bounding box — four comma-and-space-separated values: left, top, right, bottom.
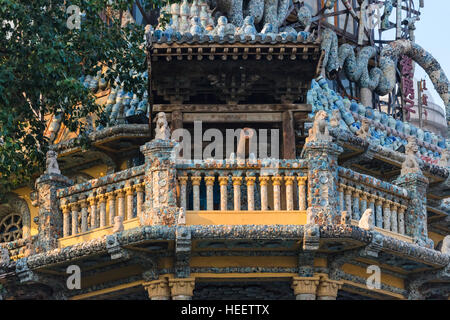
282, 111, 296, 159
182, 112, 282, 123
154, 104, 312, 113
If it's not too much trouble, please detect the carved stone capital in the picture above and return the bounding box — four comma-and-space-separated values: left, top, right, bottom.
169, 278, 196, 299
143, 279, 170, 300
292, 277, 320, 300
317, 276, 343, 300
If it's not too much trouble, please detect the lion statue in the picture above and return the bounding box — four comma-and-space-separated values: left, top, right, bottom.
45, 150, 61, 175
401, 137, 422, 176
306, 110, 332, 143
359, 209, 374, 231
154, 112, 171, 140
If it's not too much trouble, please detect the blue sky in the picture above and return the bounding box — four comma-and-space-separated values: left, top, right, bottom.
412, 1, 450, 110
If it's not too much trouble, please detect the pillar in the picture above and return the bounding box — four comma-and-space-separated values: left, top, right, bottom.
71, 203, 79, 235
375, 197, 383, 228
272, 176, 282, 211
345, 186, 353, 218
303, 141, 343, 225
352, 189, 361, 220
245, 176, 256, 211
338, 185, 344, 212
143, 278, 170, 300
232, 177, 242, 211
136, 182, 144, 218
61, 204, 71, 237
98, 193, 107, 228
218, 176, 228, 211
398, 205, 406, 235
125, 185, 134, 220
179, 176, 188, 210
317, 276, 343, 300
391, 203, 398, 233
383, 200, 391, 231
79, 196, 88, 233
297, 176, 307, 211
107, 191, 116, 226
116, 189, 126, 219
284, 176, 295, 211
259, 176, 270, 211
88, 195, 98, 229
191, 176, 202, 211
169, 278, 195, 300
292, 277, 320, 300
205, 176, 215, 211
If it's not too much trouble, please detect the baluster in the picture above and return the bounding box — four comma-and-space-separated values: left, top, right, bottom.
391, 202, 398, 233
352, 188, 361, 220
97, 193, 107, 228
218, 176, 229, 211
179, 176, 189, 210
61, 204, 71, 237
375, 196, 383, 228
232, 176, 242, 211
205, 176, 215, 211
398, 205, 406, 235
88, 194, 97, 230
136, 182, 145, 217
259, 176, 270, 211
80, 196, 89, 233
284, 176, 295, 211
345, 186, 353, 218
245, 176, 256, 211
297, 176, 307, 211
125, 185, 134, 220
383, 200, 391, 231
107, 191, 116, 225
116, 189, 126, 219
368, 195, 375, 213
191, 176, 202, 211
338, 184, 344, 212
71, 202, 79, 235
360, 192, 368, 213
272, 176, 282, 211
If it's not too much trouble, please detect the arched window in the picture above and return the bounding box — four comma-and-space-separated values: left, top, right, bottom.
0, 193, 31, 243
0, 212, 23, 242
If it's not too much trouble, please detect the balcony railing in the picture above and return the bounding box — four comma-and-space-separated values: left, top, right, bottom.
338, 167, 410, 236
58, 165, 145, 238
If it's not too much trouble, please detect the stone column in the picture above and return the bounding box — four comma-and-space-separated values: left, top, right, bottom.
34, 170, 72, 251
272, 176, 282, 211
245, 176, 256, 211
317, 276, 343, 300
352, 189, 361, 220
383, 200, 391, 231
297, 176, 307, 211
205, 176, 215, 211
368, 195, 375, 213
303, 140, 343, 224
116, 189, 126, 219
143, 278, 170, 300
88, 195, 97, 229
398, 205, 406, 235
79, 196, 89, 233
394, 173, 432, 248
97, 193, 107, 228
360, 192, 368, 213
218, 176, 228, 211
391, 203, 398, 233
140, 139, 179, 226
345, 186, 353, 218
284, 176, 295, 211
259, 176, 270, 211
338, 185, 344, 212
125, 185, 134, 220
61, 204, 71, 237
191, 176, 202, 211
71, 202, 79, 236
107, 191, 116, 226
375, 197, 383, 228
179, 176, 188, 210
292, 277, 320, 300
169, 278, 195, 300
136, 182, 144, 218
232, 177, 243, 211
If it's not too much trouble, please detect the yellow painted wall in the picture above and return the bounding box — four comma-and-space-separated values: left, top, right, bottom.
429, 232, 445, 249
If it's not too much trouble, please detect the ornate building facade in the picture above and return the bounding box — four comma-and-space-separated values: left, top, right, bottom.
1, 0, 450, 300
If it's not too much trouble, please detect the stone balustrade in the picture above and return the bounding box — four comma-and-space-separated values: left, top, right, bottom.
338, 167, 409, 235
176, 160, 308, 212
58, 166, 146, 238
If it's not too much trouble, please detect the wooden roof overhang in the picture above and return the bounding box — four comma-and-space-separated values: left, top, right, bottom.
148, 41, 323, 105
